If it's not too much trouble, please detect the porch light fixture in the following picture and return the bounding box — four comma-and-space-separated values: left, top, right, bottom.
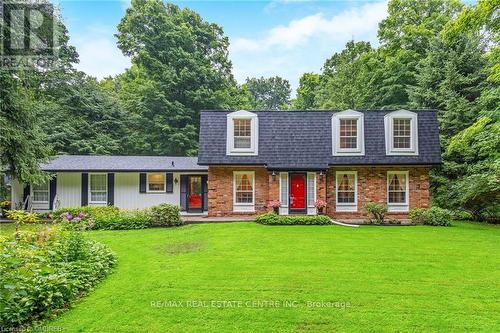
174, 177, 179, 184
319, 171, 324, 179
272, 171, 276, 181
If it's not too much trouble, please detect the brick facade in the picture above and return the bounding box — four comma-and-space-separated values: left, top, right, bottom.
207, 166, 430, 220
326, 166, 430, 220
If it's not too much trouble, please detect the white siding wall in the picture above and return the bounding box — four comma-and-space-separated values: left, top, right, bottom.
14, 171, 207, 211
57, 173, 81, 208
11, 178, 24, 210
114, 172, 181, 209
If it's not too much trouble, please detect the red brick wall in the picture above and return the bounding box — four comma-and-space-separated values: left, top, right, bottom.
208, 166, 430, 219
326, 166, 430, 219
207, 166, 270, 217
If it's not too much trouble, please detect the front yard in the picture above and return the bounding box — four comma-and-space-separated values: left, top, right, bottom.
1, 221, 499, 332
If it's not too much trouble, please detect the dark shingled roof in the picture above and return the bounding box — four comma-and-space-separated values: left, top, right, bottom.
198, 110, 442, 169
40, 155, 207, 172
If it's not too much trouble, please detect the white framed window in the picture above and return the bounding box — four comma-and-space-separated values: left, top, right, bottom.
89, 173, 107, 204
307, 172, 316, 207
226, 110, 258, 156
233, 171, 255, 212
147, 173, 166, 192
32, 182, 49, 203
336, 171, 357, 212
279, 172, 288, 207
387, 171, 409, 212
332, 110, 364, 156
384, 110, 418, 155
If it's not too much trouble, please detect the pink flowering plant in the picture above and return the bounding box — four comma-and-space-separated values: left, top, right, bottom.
314, 200, 327, 209
268, 200, 282, 209
60, 211, 96, 230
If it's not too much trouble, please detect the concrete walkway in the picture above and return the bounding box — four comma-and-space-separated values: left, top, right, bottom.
330, 219, 360, 228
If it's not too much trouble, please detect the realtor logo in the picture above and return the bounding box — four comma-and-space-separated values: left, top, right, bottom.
0, 0, 57, 69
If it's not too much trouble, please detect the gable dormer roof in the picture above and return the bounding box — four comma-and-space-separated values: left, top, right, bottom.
198, 110, 441, 169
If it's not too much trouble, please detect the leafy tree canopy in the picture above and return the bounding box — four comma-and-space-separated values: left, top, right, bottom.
243, 76, 291, 110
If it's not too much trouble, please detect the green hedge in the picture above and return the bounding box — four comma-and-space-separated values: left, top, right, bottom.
255, 212, 332, 225
409, 207, 452, 226
0, 228, 116, 328
53, 204, 182, 230
149, 204, 183, 227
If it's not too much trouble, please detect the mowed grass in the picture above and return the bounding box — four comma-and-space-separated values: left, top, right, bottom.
2, 222, 499, 332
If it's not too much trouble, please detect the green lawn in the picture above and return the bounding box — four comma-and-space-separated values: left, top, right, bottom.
2, 222, 499, 332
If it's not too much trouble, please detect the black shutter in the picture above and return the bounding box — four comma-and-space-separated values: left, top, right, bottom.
166, 173, 173, 193
49, 176, 57, 210
81, 173, 88, 206
139, 173, 147, 193
180, 175, 188, 211
23, 184, 30, 209
201, 175, 208, 212
107, 173, 114, 206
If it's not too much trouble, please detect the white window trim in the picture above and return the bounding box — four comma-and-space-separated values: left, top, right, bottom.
307, 172, 316, 208
233, 171, 255, 212
89, 173, 108, 205
226, 110, 259, 156
146, 172, 166, 193
31, 182, 49, 204
387, 171, 409, 212
279, 172, 289, 208
384, 110, 419, 156
332, 109, 365, 156
335, 171, 358, 212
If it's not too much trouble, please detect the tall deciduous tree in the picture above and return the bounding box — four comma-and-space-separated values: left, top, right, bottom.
377, 0, 463, 106
293, 73, 320, 110
409, 34, 488, 139
0, 0, 78, 184
116, 0, 235, 155
243, 76, 291, 110
314, 41, 378, 109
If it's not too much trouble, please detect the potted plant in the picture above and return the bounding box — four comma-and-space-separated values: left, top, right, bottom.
268, 200, 282, 214
315, 199, 327, 215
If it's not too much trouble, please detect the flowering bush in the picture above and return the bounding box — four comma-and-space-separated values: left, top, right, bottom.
0, 228, 116, 328
267, 200, 282, 209
314, 200, 327, 209
60, 211, 96, 230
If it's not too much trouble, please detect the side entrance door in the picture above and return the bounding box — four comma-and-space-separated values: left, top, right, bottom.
289, 173, 306, 214
180, 175, 208, 213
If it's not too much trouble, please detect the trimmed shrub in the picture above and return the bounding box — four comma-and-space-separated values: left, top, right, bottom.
363, 203, 387, 224
149, 204, 183, 227
255, 212, 332, 225
95, 209, 152, 230
55, 206, 153, 230
0, 228, 115, 328
409, 207, 452, 226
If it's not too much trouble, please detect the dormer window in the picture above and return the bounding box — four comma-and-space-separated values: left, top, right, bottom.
384, 110, 418, 155
332, 110, 364, 156
227, 110, 258, 156
234, 119, 251, 149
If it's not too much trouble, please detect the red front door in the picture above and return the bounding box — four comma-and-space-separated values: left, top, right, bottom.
290, 174, 306, 211
188, 176, 202, 210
